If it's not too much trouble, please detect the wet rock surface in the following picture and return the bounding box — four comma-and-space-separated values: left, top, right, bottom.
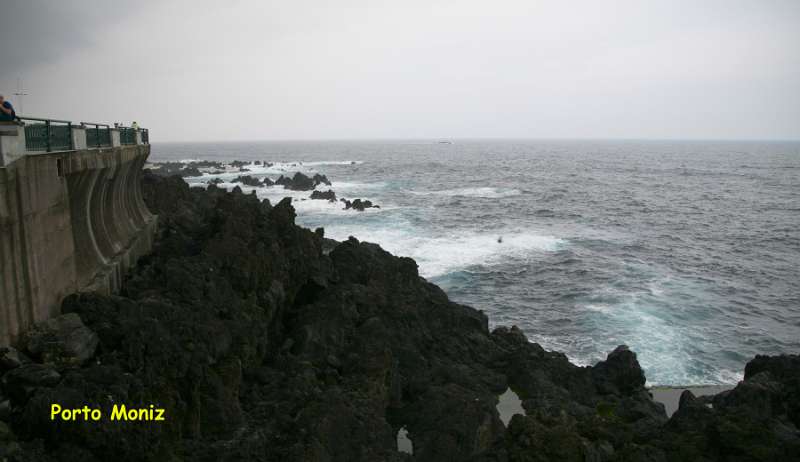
310, 190, 337, 202
231, 175, 263, 187
0, 173, 797, 461
275, 172, 331, 191
342, 198, 380, 211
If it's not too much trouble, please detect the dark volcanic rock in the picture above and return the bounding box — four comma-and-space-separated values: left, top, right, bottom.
2, 364, 61, 403
0, 348, 30, 371
276, 172, 331, 191
310, 190, 337, 202
313, 173, 331, 186
191, 160, 224, 169
342, 198, 380, 211
22, 313, 98, 369
592, 345, 646, 395
231, 175, 262, 187
4, 172, 797, 462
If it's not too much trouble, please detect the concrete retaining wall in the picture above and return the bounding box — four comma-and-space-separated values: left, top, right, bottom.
0, 144, 155, 346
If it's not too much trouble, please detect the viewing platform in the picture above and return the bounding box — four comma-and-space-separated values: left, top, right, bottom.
0, 117, 156, 346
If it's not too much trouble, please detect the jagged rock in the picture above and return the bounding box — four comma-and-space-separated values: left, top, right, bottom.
342, 198, 380, 211
230, 160, 249, 168
0, 421, 12, 441
310, 190, 337, 202
0, 347, 30, 371
2, 364, 61, 403
321, 238, 340, 255
313, 173, 331, 186
180, 166, 202, 177
592, 345, 646, 395
275, 172, 331, 191
207, 178, 224, 185
0, 398, 10, 422
23, 313, 98, 368
262, 176, 274, 186
230, 175, 262, 187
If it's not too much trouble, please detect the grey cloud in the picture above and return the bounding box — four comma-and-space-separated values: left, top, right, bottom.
0, 0, 153, 79
1, 0, 798, 140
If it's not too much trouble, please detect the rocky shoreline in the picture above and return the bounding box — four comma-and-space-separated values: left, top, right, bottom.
0, 173, 797, 461
148, 160, 380, 211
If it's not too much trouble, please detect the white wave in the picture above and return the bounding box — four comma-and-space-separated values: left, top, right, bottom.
409, 187, 522, 198
321, 226, 564, 278
327, 181, 386, 191
299, 160, 363, 166
177, 160, 362, 179
552, 285, 748, 387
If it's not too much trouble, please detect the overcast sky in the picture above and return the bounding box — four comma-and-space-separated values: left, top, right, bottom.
1, 0, 798, 142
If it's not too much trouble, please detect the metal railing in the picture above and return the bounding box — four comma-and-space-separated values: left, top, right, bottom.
18, 117, 73, 152
14, 116, 149, 152
119, 127, 136, 145
82, 122, 112, 148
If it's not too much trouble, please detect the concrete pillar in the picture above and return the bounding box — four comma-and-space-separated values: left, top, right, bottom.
0, 124, 25, 167
110, 128, 121, 147
135, 130, 142, 145
72, 126, 87, 150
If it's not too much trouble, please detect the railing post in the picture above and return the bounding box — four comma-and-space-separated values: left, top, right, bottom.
45, 120, 51, 152
71, 123, 86, 150
110, 126, 121, 148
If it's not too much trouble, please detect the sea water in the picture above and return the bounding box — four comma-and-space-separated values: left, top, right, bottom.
151, 139, 800, 386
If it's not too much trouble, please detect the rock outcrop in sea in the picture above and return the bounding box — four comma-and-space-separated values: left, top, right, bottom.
342, 198, 380, 211
0, 173, 797, 461
275, 172, 331, 191
310, 190, 337, 202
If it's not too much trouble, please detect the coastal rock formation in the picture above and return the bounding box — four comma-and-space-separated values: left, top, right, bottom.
276, 172, 331, 191
231, 175, 263, 187
313, 173, 332, 186
0, 173, 797, 461
342, 198, 380, 211
21, 314, 98, 369
310, 190, 337, 202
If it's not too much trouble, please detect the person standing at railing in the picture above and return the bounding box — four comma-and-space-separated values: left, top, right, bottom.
0, 95, 16, 122
132, 121, 139, 130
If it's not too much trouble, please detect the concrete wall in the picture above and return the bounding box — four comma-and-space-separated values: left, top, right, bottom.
0, 141, 155, 346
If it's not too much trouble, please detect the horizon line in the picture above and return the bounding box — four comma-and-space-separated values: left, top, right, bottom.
150, 136, 800, 144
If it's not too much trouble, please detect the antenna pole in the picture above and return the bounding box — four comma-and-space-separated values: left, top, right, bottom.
13, 78, 29, 115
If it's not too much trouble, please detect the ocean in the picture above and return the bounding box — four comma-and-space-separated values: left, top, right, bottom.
150, 139, 800, 386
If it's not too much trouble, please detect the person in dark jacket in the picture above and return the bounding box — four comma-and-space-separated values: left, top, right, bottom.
0, 95, 16, 122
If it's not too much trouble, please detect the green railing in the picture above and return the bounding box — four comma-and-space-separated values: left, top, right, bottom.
19, 117, 73, 152
82, 122, 112, 148
119, 127, 136, 145
16, 116, 149, 152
